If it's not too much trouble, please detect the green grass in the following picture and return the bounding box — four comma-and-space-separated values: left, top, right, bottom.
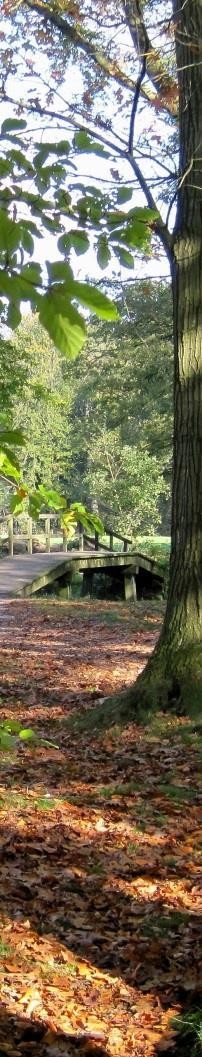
97, 780, 142, 798
0, 939, 12, 958
157, 783, 198, 802
142, 910, 190, 937
172, 1011, 202, 1057
42, 959, 77, 978
34, 796, 57, 810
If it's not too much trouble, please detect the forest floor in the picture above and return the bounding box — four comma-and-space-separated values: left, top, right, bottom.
0, 598, 201, 1057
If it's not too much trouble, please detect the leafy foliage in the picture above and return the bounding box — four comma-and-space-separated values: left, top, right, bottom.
2, 282, 172, 534
0, 116, 155, 363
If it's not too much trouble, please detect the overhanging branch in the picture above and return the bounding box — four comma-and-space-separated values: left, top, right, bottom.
22, 0, 175, 114
124, 0, 178, 116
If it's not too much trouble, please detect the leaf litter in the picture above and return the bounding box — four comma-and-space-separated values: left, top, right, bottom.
0, 598, 201, 1057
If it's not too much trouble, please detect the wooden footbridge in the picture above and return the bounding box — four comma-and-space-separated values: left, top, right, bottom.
0, 514, 164, 600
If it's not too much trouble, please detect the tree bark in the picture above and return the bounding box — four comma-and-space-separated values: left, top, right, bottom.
105, 0, 202, 714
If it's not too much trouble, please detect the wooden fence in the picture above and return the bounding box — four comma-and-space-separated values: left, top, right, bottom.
0, 513, 131, 557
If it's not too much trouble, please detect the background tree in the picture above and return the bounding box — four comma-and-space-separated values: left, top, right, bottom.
1, 0, 202, 709
11, 316, 73, 491
4, 282, 172, 535
66, 281, 173, 533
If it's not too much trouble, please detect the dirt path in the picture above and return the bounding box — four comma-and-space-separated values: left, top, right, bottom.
0, 599, 201, 1057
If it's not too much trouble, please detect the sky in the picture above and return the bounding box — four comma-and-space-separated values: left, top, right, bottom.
0, 9, 173, 291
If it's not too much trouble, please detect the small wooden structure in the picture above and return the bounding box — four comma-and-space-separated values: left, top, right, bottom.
0, 513, 164, 601
0, 513, 131, 557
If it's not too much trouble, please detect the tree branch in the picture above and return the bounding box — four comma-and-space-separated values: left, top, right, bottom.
126, 150, 173, 255
2, 91, 127, 158
129, 56, 146, 153
124, 0, 178, 116
24, 0, 141, 94
22, 0, 174, 114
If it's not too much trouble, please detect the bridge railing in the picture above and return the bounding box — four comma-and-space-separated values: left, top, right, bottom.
0, 513, 67, 557
80, 527, 131, 553
0, 513, 132, 557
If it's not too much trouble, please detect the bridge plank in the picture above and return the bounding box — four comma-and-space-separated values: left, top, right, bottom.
0, 550, 164, 599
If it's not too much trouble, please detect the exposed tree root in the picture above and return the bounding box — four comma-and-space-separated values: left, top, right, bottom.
102, 638, 202, 722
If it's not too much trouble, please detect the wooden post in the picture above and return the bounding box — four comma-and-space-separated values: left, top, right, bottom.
110, 533, 113, 551
123, 539, 128, 553
27, 517, 33, 555
95, 530, 99, 550
124, 574, 136, 601
82, 569, 94, 597
45, 515, 51, 553
8, 516, 14, 557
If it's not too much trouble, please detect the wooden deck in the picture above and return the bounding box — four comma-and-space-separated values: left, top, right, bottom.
0, 550, 164, 599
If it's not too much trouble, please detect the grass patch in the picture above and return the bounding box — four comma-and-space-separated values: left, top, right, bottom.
42, 959, 77, 978
65, 692, 133, 735
172, 1010, 202, 1057
34, 796, 57, 810
157, 783, 198, 802
98, 780, 142, 798
142, 910, 190, 937
0, 939, 12, 958
98, 610, 127, 625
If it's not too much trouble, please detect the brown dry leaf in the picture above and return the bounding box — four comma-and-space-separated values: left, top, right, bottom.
0, 598, 200, 1057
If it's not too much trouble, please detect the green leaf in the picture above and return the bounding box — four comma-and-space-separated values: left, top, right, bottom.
2, 720, 21, 733
123, 222, 151, 249
71, 504, 103, 535
57, 233, 71, 255
54, 139, 71, 155
0, 210, 21, 254
113, 245, 134, 269
46, 260, 73, 283
19, 728, 37, 741
28, 493, 42, 518
97, 235, 111, 270
21, 262, 42, 285
42, 214, 61, 234
74, 131, 109, 157
109, 220, 152, 250
0, 270, 39, 303
7, 302, 21, 330
39, 288, 86, 358
107, 210, 126, 229
0, 731, 15, 750
67, 230, 90, 255
20, 226, 34, 255
9, 149, 33, 173
37, 485, 66, 510
10, 494, 26, 514
0, 159, 12, 177
70, 282, 119, 321
0, 451, 20, 481
117, 187, 133, 204
0, 429, 25, 446
61, 510, 77, 530
128, 206, 157, 222
1, 118, 27, 134
1, 446, 20, 468
34, 140, 70, 168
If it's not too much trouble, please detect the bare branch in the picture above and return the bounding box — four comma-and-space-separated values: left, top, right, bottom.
128, 56, 146, 153
123, 0, 178, 116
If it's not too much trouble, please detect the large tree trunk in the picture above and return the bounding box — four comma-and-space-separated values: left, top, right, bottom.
105, 0, 202, 716
165, 0, 202, 648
